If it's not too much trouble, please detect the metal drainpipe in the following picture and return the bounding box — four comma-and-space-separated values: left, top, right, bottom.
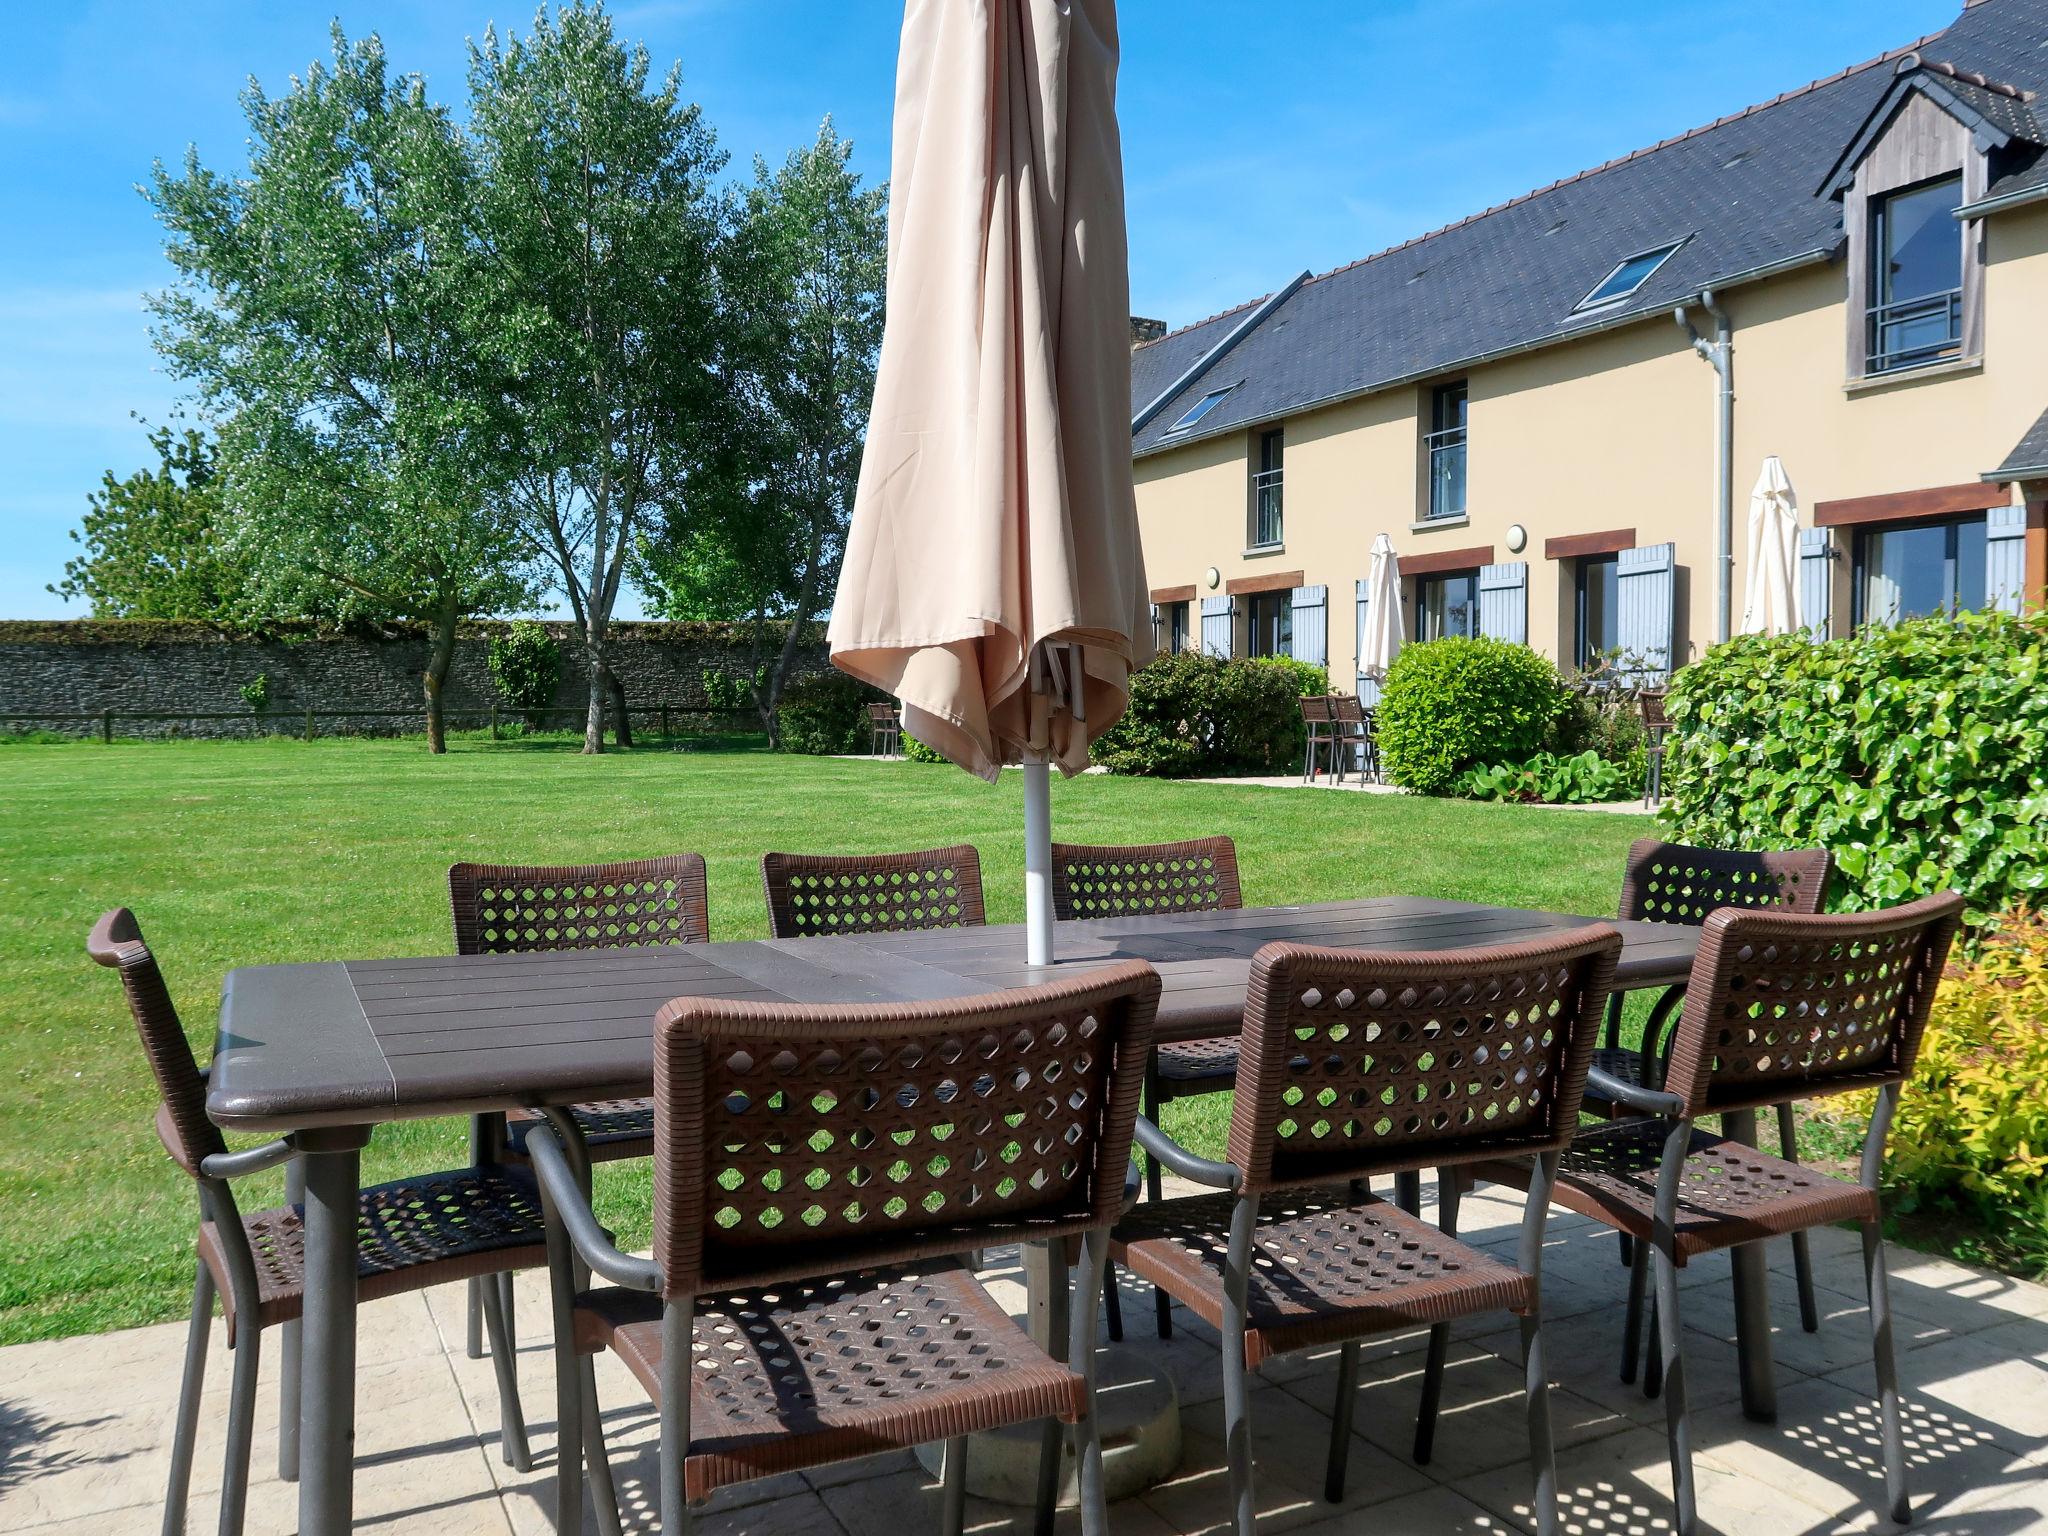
1675, 292, 1735, 644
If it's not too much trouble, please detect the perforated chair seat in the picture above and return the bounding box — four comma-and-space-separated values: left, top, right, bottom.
1113, 1185, 1535, 1368
571, 1260, 1086, 1500
506, 1098, 656, 1162
1155, 1035, 1240, 1086
1476, 1119, 1879, 1263
198, 1166, 548, 1337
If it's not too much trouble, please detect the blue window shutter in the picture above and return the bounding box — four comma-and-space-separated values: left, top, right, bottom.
1289, 584, 1328, 668
1200, 595, 1235, 658
1615, 542, 1678, 683
1987, 505, 2028, 615
1797, 528, 1833, 640
1354, 578, 1382, 702
1477, 562, 1528, 644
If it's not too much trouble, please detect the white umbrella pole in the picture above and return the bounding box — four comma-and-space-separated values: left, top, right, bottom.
1023, 756, 1054, 965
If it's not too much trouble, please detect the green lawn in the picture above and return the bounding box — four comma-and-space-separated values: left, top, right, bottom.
0, 736, 1656, 1345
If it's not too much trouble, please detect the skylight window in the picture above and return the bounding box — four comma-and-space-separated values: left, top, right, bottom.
1573, 239, 1687, 311
1164, 384, 1236, 435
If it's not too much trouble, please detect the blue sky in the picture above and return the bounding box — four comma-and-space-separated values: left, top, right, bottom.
0, 0, 1955, 620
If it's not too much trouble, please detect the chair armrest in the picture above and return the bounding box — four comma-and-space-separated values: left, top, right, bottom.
1122, 1156, 1144, 1213
1134, 1116, 1241, 1191
1586, 1065, 1686, 1120
522, 1122, 662, 1293
200, 1138, 297, 1180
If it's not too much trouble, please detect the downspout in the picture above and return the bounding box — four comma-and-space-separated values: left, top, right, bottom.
1675, 291, 1734, 644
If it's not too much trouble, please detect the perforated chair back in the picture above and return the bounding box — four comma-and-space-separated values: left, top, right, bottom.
1226, 929, 1621, 1193
1617, 839, 1831, 926
760, 846, 985, 939
1300, 696, 1333, 724
1050, 837, 1241, 922
448, 855, 710, 954
1331, 695, 1366, 724
651, 961, 1160, 1296
1662, 891, 1962, 1119
88, 908, 226, 1177
865, 702, 898, 723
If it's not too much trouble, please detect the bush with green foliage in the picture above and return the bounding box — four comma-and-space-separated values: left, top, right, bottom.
1376, 637, 1568, 795
1660, 611, 2048, 934
1093, 652, 1307, 777
1457, 749, 1626, 804
775, 671, 880, 755
700, 666, 765, 712
1811, 911, 2048, 1274
487, 620, 562, 722
238, 673, 271, 714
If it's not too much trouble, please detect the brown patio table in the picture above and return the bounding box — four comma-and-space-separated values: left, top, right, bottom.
206, 895, 1698, 1535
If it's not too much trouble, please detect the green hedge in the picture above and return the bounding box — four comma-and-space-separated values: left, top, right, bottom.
1660, 611, 2048, 934
1376, 637, 1566, 795
1093, 652, 1316, 777
775, 672, 880, 755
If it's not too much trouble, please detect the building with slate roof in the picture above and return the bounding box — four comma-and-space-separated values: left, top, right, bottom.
1131, 0, 2048, 688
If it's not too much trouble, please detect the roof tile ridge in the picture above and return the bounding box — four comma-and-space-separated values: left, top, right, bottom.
1136, 291, 1273, 349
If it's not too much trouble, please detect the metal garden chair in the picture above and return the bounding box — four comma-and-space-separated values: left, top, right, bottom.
1330, 694, 1380, 784
760, 844, 986, 937
525, 961, 1162, 1536
867, 700, 903, 756
89, 909, 544, 1536
449, 855, 710, 1377
1051, 836, 1242, 1339
1111, 927, 1623, 1536
1299, 695, 1335, 781
1473, 890, 1962, 1536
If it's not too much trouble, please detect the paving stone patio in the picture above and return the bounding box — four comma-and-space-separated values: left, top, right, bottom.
4, 1179, 2045, 1535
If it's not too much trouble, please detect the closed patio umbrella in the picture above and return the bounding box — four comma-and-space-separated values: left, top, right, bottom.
829, 0, 1151, 964
1740, 456, 1803, 636
1357, 532, 1404, 694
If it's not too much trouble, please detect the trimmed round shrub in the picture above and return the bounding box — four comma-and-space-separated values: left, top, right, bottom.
1376, 637, 1567, 794
775, 672, 878, 755
1660, 610, 2048, 935
1093, 651, 1305, 777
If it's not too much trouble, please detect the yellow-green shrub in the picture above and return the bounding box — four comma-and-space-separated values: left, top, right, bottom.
1820, 913, 2048, 1271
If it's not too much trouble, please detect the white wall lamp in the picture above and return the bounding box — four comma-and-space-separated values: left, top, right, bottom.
1505, 524, 1528, 555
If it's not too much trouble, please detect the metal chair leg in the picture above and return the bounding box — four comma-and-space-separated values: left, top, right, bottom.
1324, 1340, 1359, 1501
582, 1357, 625, 1536
1523, 1313, 1560, 1536
162, 1261, 214, 1536
1415, 1325, 1451, 1464
1103, 1267, 1124, 1342
1034, 1238, 1073, 1536
1652, 1243, 1696, 1536
1644, 1291, 1663, 1398
541, 1161, 586, 1536
279, 1158, 303, 1483
479, 1267, 532, 1471
941, 1436, 970, 1536
216, 1321, 261, 1536
1778, 1102, 1819, 1334
1145, 1073, 1172, 1341
1072, 1229, 1114, 1536
1863, 1221, 1910, 1523
1221, 1197, 1260, 1536
1620, 1237, 1649, 1384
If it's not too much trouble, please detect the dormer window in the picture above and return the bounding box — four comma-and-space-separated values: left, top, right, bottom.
1164, 384, 1236, 436
1868, 175, 1964, 373
1572, 241, 1685, 311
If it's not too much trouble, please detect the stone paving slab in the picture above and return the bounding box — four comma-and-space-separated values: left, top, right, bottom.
4, 1181, 2045, 1535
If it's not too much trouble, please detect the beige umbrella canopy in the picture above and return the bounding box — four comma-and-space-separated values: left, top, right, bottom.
1740, 456, 1803, 636
829, 0, 1152, 786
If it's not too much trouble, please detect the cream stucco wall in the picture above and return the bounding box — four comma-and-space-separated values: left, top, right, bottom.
1132, 198, 2048, 685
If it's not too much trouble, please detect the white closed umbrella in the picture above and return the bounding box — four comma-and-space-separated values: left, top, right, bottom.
1740, 456, 1802, 636
1358, 533, 1404, 688
829, 0, 1150, 965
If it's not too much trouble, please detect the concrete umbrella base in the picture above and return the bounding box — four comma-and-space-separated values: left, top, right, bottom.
911, 1346, 1181, 1505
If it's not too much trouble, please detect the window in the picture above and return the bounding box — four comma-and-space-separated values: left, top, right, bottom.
1165, 385, 1235, 435
1246, 590, 1292, 657
1250, 427, 1284, 547
1575, 554, 1620, 669
1424, 382, 1467, 521
1573, 240, 1685, 311
1854, 516, 1987, 625
1159, 601, 1190, 653
1415, 571, 1480, 641
1868, 176, 1963, 374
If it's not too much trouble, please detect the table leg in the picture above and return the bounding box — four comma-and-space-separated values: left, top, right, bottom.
296, 1126, 370, 1536
1722, 1110, 1777, 1422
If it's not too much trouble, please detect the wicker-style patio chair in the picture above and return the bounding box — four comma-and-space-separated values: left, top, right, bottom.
1640, 690, 1671, 806
1051, 836, 1242, 1339
1587, 839, 1834, 1356
1299, 695, 1336, 781
1473, 891, 1962, 1536
760, 844, 986, 938
867, 700, 902, 757
89, 909, 546, 1536
1330, 694, 1381, 784
1113, 928, 1622, 1536
449, 855, 709, 1368
526, 961, 1162, 1536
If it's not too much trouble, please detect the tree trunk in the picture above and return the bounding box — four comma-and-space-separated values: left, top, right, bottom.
607, 672, 634, 748
422, 594, 460, 755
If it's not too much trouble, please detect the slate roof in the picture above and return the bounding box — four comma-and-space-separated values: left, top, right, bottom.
1989, 405, 2048, 479
1132, 0, 2048, 459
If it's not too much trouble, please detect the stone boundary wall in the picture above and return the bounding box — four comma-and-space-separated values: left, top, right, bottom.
0, 620, 831, 738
